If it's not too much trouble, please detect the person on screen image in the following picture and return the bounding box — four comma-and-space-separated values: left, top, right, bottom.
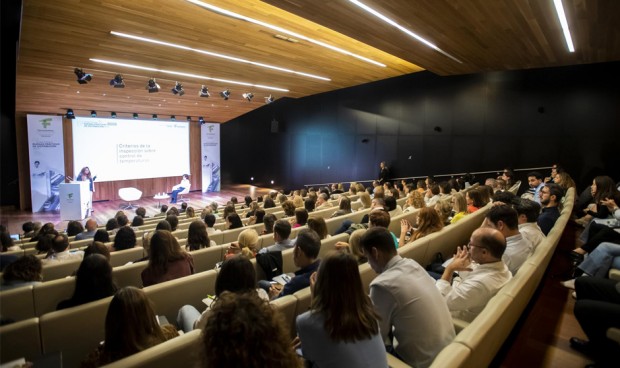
203, 155, 220, 193
170, 174, 190, 204
31, 160, 46, 176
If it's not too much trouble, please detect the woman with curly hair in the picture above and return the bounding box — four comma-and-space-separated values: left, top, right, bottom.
81, 287, 178, 367
1, 255, 42, 290
403, 190, 426, 213
201, 291, 301, 368
282, 200, 297, 217
296, 251, 386, 367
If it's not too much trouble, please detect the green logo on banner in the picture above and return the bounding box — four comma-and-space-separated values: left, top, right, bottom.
40, 118, 52, 128
208, 125, 214, 133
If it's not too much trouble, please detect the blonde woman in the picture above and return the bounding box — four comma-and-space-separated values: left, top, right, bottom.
357, 192, 372, 210
403, 191, 426, 213
450, 192, 468, 224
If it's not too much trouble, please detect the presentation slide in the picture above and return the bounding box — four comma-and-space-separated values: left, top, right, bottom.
72, 117, 190, 182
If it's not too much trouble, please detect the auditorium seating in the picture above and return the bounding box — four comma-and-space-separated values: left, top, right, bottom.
1, 184, 574, 367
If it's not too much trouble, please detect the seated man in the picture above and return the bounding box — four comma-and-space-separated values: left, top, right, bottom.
259, 220, 296, 254
537, 183, 562, 235
267, 229, 320, 300
483, 205, 533, 275
315, 193, 333, 210
42, 234, 84, 264
436, 227, 512, 322
514, 198, 545, 250
204, 213, 221, 235
360, 227, 455, 367
75, 219, 98, 240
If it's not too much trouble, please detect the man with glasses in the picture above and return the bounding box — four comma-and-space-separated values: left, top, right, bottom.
537, 183, 562, 235
436, 227, 512, 322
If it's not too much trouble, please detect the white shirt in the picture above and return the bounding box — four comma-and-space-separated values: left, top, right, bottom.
42, 249, 84, 264
436, 261, 512, 323
370, 256, 455, 368
502, 233, 533, 275
518, 222, 545, 250
206, 227, 221, 235
425, 195, 440, 207
173, 178, 190, 190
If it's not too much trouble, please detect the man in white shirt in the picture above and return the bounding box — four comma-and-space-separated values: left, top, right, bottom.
42, 234, 84, 264
259, 220, 296, 253
436, 227, 512, 322
203, 214, 221, 236
514, 198, 545, 250
170, 174, 190, 204
424, 184, 441, 207
482, 205, 533, 275
361, 227, 455, 368
315, 193, 333, 210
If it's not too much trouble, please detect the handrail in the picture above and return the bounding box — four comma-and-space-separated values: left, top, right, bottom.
304, 166, 551, 188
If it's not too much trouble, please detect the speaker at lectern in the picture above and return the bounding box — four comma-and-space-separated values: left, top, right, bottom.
59, 181, 90, 220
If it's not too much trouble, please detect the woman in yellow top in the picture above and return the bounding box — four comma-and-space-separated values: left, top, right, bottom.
450, 192, 469, 224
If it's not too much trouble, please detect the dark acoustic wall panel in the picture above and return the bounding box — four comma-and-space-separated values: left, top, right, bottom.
222, 61, 620, 191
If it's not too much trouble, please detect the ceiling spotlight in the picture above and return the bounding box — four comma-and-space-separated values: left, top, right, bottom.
199, 85, 210, 98
152, 114, 158, 120
133, 113, 138, 119
171, 115, 176, 121
220, 89, 230, 100
74, 68, 93, 84
198, 116, 205, 125
171, 81, 185, 96
242, 92, 254, 102
90, 110, 97, 117
111, 112, 117, 118
66, 109, 75, 119
109, 74, 125, 88
146, 78, 160, 93
186, 116, 191, 122
265, 95, 275, 104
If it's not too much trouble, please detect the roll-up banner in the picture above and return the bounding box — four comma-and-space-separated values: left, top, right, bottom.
201, 123, 221, 193
27, 114, 65, 212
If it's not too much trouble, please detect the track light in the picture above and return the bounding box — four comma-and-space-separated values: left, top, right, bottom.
242, 93, 254, 102
109, 74, 125, 88
265, 95, 275, 104
220, 89, 230, 100
186, 116, 191, 122
171, 82, 185, 96
146, 78, 160, 93
66, 109, 75, 119
198, 117, 205, 125
152, 114, 158, 120
133, 113, 138, 119
90, 111, 97, 117
74, 68, 93, 84
111, 112, 117, 118
199, 85, 210, 98
171, 115, 176, 121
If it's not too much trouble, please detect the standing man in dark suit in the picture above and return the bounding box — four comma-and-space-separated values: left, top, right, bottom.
378, 161, 390, 185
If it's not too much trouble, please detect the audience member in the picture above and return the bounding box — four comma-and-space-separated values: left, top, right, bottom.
296, 251, 387, 368
76, 219, 98, 240
226, 213, 243, 230
262, 213, 277, 234
177, 255, 269, 332
57, 254, 117, 310
435, 227, 512, 322
141, 230, 194, 287
400, 207, 444, 246
135, 206, 148, 219
155, 220, 172, 231
0, 255, 42, 291
93, 229, 110, 243
226, 228, 259, 260
203, 214, 220, 235
307, 217, 329, 240
105, 218, 119, 232
259, 220, 295, 253
359, 227, 455, 367
537, 183, 562, 235
513, 199, 545, 250
165, 214, 179, 231
130, 215, 144, 228
450, 193, 468, 224
81, 287, 178, 366
43, 234, 84, 264
292, 208, 309, 228
523, 171, 545, 203
66, 220, 85, 237
483, 205, 533, 275
22, 221, 36, 238
466, 189, 484, 213
186, 220, 212, 251
112, 227, 137, 251
84, 241, 111, 261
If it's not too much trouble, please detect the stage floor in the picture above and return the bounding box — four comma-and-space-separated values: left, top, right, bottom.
1, 184, 273, 235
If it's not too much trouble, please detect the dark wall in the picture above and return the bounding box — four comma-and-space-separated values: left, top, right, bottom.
1, 0, 22, 207
222, 62, 620, 191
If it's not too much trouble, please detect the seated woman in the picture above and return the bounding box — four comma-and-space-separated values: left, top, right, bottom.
335, 228, 367, 265
562, 242, 620, 291
225, 229, 259, 259
66, 220, 84, 237
141, 230, 194, 287
399, 207, 444, 247
450, 192, 469, 224
0, 255, 42, 291
403, 190, 425, 213
466, 189, 484, 213
434, 200, 452, 226
282, 200, 296, 218
261, 213, 276, 234
571, 197, 620, 260
186, 220, 213, 251
384, 196, 402, 218
356, 192, 372, 210
112, 227, 137, 252
292, 208, 309, 228
226, 213, 244, 230
176, 255, 269, 332
331, 196, 353, 218
201, 291, 301, 367
308, 217, 330, 240
57, 254, 117, 310
81, 287, 178, 367
296, 251, 387, 368
575, 176, 619, 226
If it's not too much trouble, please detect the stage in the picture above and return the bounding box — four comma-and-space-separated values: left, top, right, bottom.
1, 184, 272, 235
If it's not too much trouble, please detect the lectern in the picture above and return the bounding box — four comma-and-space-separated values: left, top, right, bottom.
59, 181, 90, 220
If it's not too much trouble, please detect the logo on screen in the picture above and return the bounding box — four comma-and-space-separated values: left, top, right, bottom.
40, 119, 52, 128
67, 193, 73, 199
208, 125, 214, 133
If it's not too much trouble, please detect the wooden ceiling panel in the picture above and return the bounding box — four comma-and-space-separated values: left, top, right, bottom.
15, 0, 620, 122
